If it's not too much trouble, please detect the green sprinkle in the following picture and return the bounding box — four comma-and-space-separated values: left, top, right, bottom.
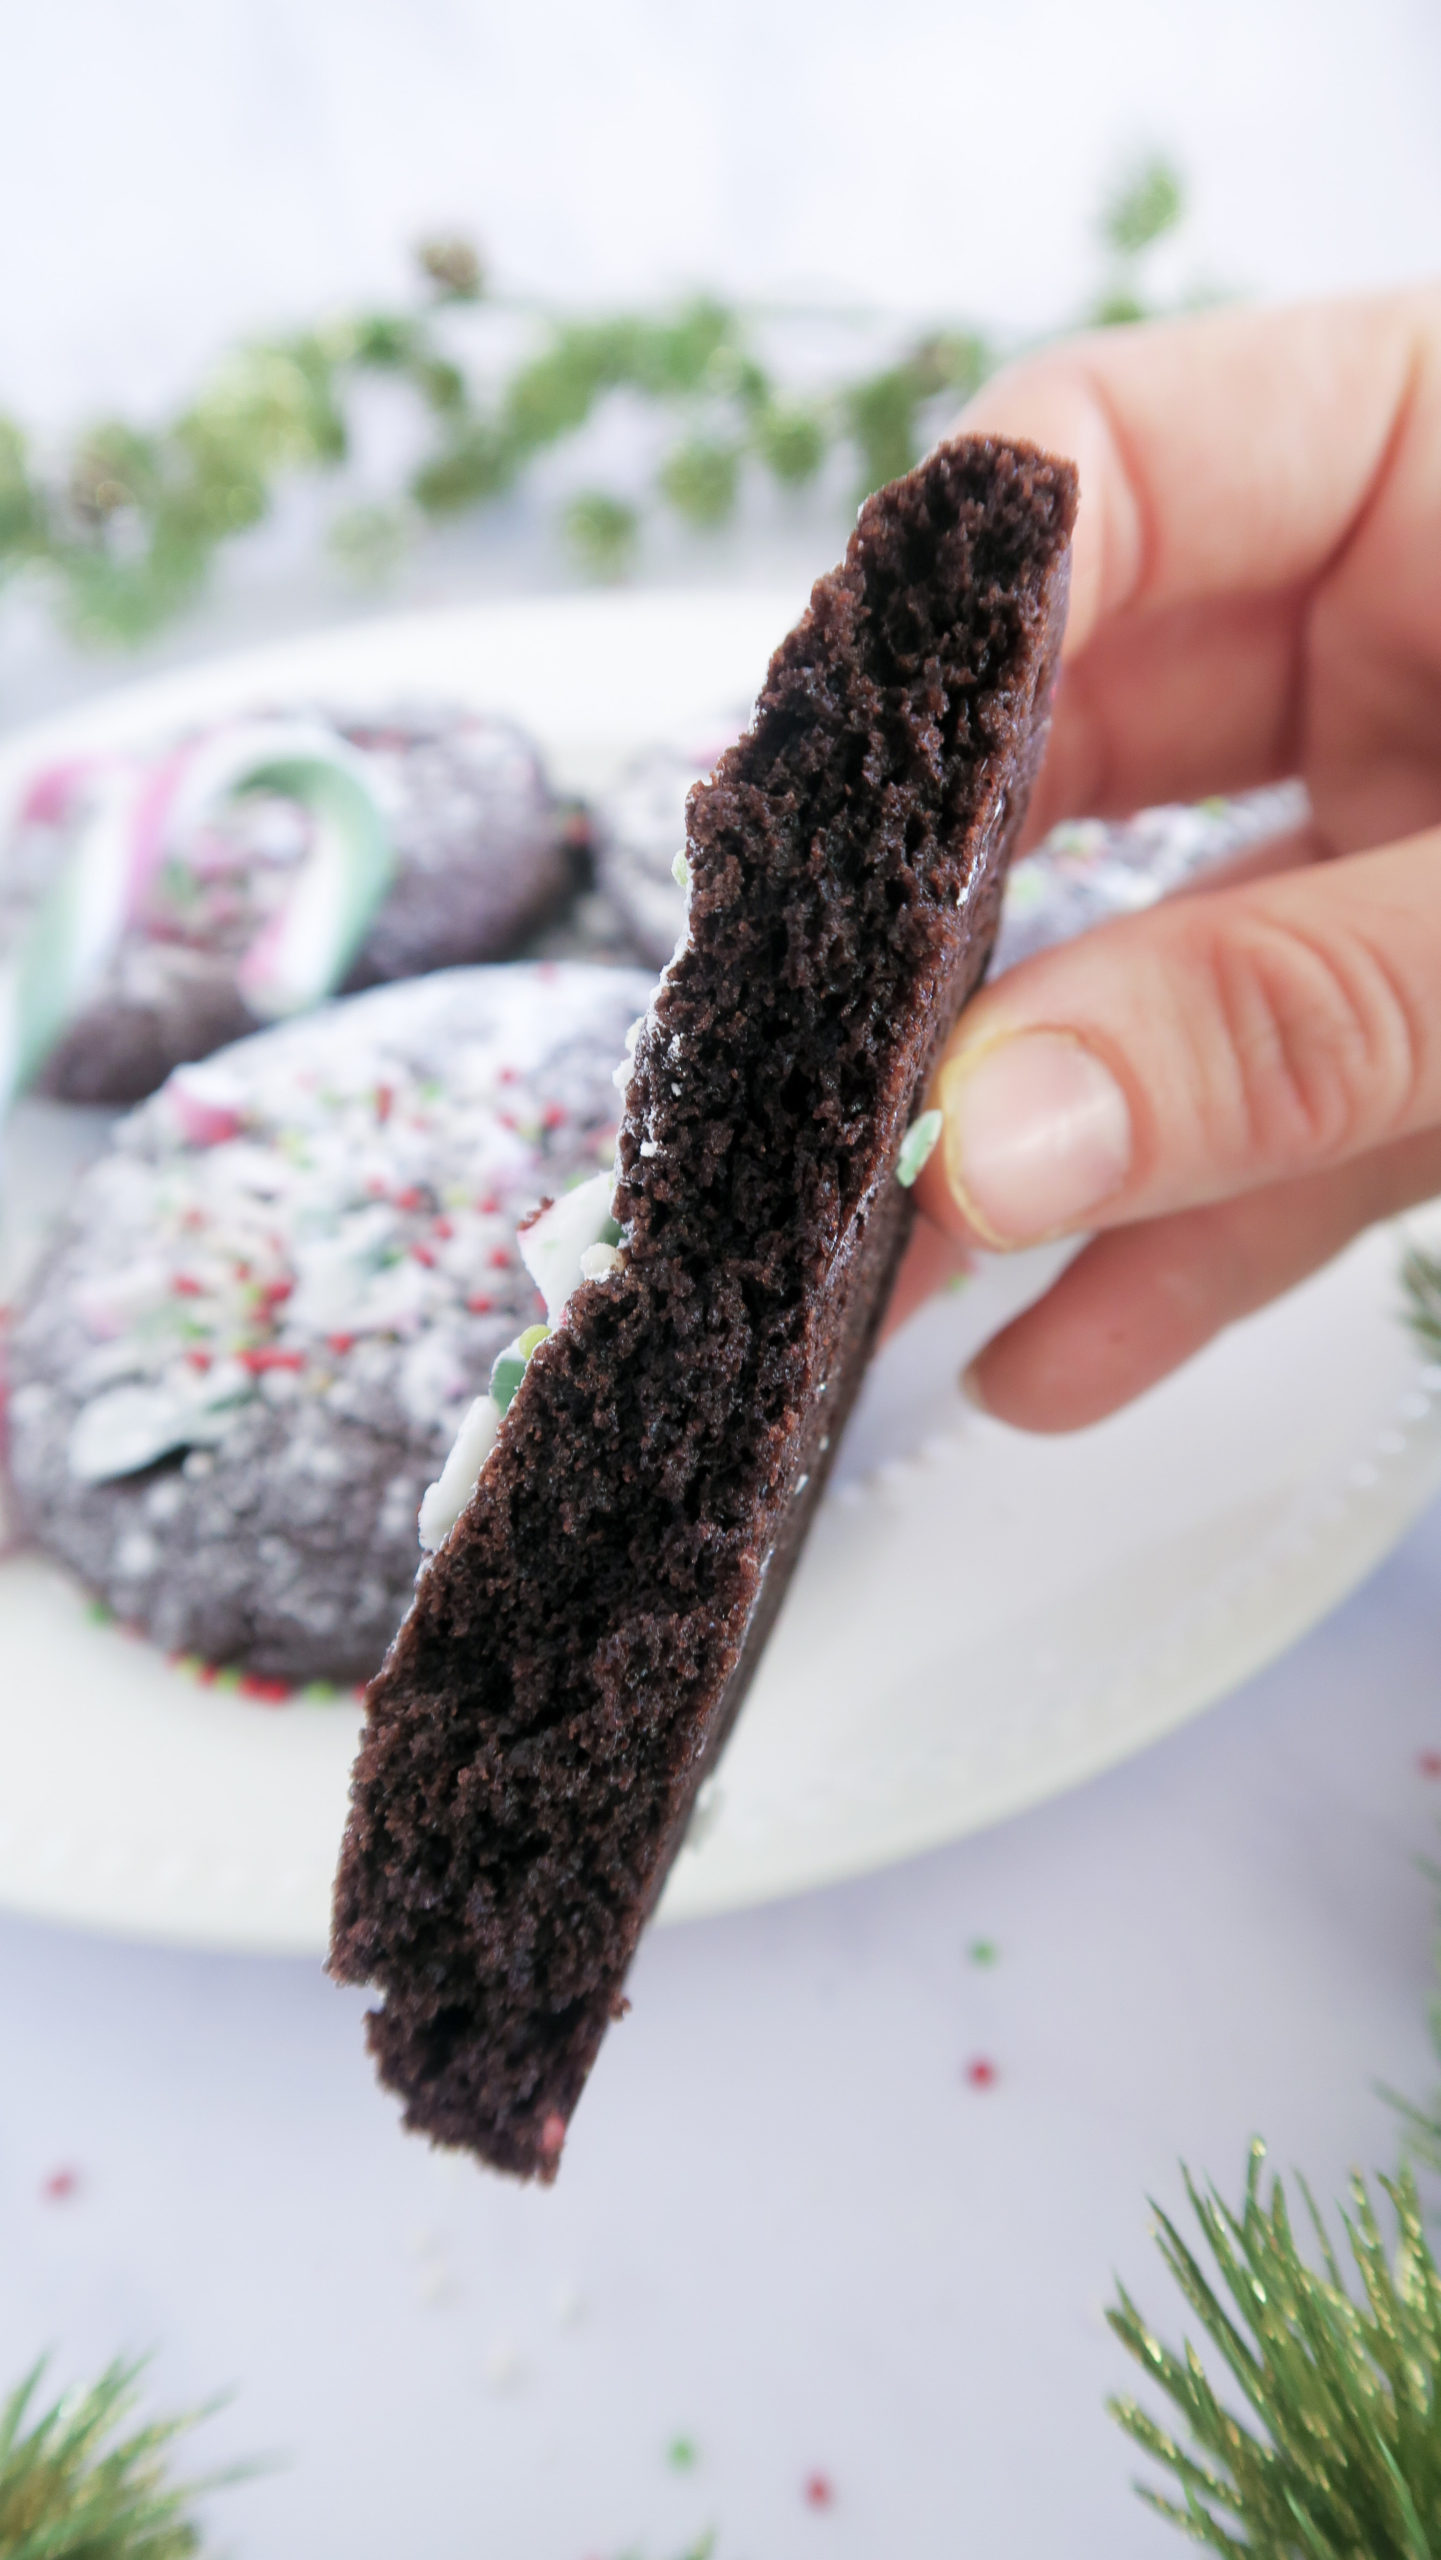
672, 849, 690, 890
490, 1323, 550, 1416
1198, 794, 1229, 817
666, 2436, 699, 2471
945, 1268, 972, 1294
968, 1938, 999, 1966
896, 1107, 943, 1188
490, 1353, 525, 1414
214, 1666, 243, 1692
300, 1679, 337, 1704
85, 1598, 115, 1625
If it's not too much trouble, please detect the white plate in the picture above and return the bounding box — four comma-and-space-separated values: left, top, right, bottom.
2, 593, 1439, 1955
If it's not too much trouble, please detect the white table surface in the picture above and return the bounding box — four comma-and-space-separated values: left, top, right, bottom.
1, 1484, 1437, 2559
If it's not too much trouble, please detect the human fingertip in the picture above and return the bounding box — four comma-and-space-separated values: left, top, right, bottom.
938, 1030, 1132, 1247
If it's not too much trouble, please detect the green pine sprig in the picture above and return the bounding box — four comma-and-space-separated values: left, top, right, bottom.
1402, 1246, 1441, 1368
0, 157, 1193, 647
0, 2356, 243, 2560
1108, 2142, 1441, 2557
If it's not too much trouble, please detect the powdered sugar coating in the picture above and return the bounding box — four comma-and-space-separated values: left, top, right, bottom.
5, 963, 652, 1683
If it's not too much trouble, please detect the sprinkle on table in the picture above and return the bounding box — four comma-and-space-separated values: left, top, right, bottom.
968, 1937, 999, 1966
803, 2470, 836, 2509
1419, 1750, 1441, 1778
964, 2057, 999, 2090
41, 2166, 81, 2202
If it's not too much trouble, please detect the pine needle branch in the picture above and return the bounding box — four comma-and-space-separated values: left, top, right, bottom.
0, 156, 1202, 644
1402, 1247, 1441, 1368
1107, 2143, 1441, 2556
0, 2355, 247, 2560
1383, 1245, 1441, 2173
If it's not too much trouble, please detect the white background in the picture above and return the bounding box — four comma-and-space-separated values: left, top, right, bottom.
5, 0, 1441, 424
3, 0, 1440, 733
2, 7, 1440, 2554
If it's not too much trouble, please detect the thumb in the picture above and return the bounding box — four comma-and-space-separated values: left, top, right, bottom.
916, 828, 1441, 1249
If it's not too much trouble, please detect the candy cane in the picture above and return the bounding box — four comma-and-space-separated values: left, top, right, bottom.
0, 718, 395, 1109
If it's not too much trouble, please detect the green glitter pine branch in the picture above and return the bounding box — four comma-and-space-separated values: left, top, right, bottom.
1107, 2143, 1441, 2557
0, 157, 1194, 646
0, 2356, 240, 2560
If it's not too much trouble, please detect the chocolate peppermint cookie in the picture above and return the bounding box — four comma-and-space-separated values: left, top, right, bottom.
4, 962, 652, 1683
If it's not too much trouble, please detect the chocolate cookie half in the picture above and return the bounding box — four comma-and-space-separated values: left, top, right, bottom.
332, 436, 1077, 2176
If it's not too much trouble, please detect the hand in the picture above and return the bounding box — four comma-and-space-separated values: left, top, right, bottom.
904, 287, 1441, 1430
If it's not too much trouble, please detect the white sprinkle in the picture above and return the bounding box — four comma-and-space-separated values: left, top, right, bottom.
417, 1392, 500, 1551
579, 1242, 622, 1282
639, 1139, 661, 1158
896, 1108, 943, 1188
518, 1170, 618, 1326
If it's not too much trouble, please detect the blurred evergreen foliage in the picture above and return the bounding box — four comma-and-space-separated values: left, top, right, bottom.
0, 159, 1192, 643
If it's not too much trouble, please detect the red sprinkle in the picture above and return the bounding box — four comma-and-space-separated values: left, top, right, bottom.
185, 1351, 212, 1372
239, 1674, 291, 1705
239, 1347, 304, 1375
41, 2167, 80, 2203
488, 1246, 510, 1270
374, 1083, 393, 1123
432, 1217, 454, 1241
260, 1278, 293, 1307
411, 1244, 437, 1269
395, 1186, 425, 1213
965, 2057, 999, 2090
466, 1294, 494, 1316
327, 1333, 355, 1357
1419, 1752, 1441, 1778
498, 1065, 517, 1084
171, 1274, 203, 1297
803, 2473, 835, 2510
476, 1193, 500, 1215
541, 1102, 566, 1129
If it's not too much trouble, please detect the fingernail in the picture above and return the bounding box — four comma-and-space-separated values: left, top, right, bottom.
939, 1031, 1131, 1246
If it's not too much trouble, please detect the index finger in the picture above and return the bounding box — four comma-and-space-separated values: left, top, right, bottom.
958, 288, 1441, 826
